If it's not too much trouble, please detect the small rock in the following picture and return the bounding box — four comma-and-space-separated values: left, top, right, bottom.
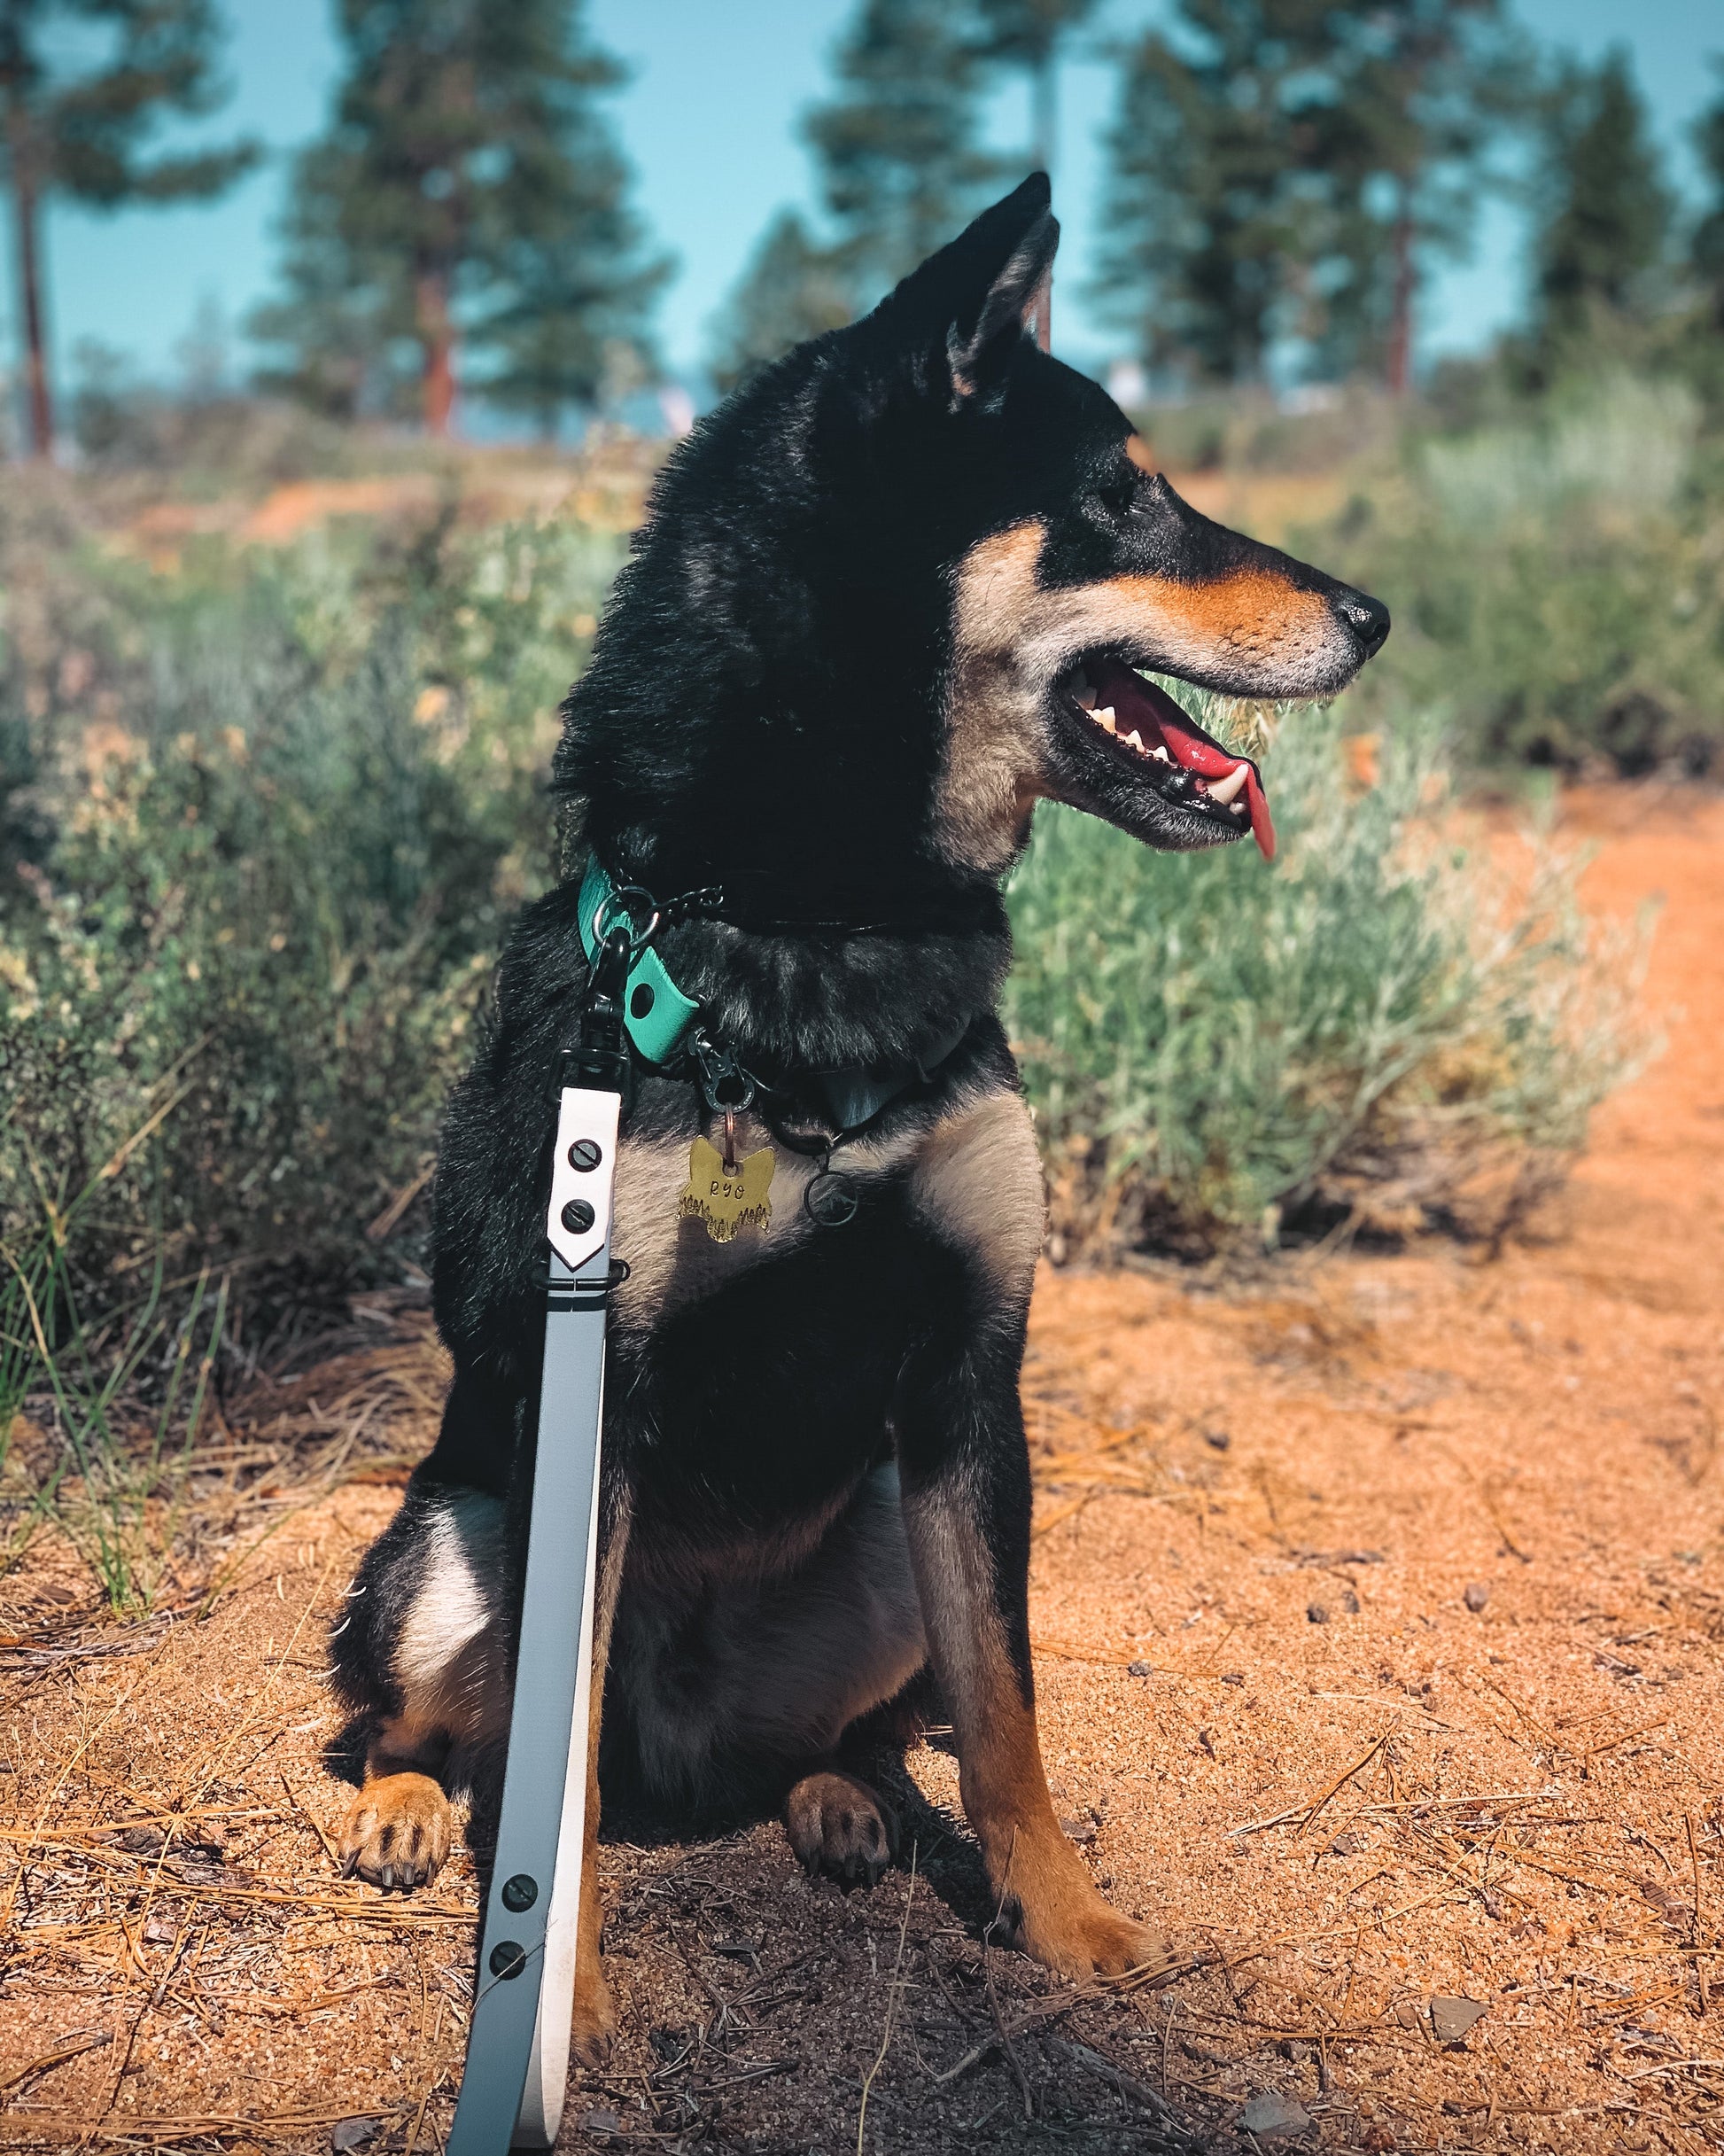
1239, 2092, 1313, 2137
1060, 1815, 1099, 1844
1392, 1999, 1424, 2030
1328, 1830, 1366, 1856
579, 2110, 622, 2137
1430, 1996, 1488, 2043
1464, 1582, 1491, 1613
1221, 1670, 1246, 1685
1127, 1659, 1153, 1677
1307, 1602, 1330, 1624
1204, 1428, 1232, 1452
331, 2123, 378, 2154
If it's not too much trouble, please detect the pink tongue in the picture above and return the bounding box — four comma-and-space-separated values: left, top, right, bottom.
1108, 666, 1277, 862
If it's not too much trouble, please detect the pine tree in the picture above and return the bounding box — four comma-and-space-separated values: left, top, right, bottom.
249, 138, 415, 424
1532, 46, 1673, 348
1693, 63, 1724, 329
706, 210, 854, 398
0, 0, 258, 458
251, 0, 663, 438
971, 0, 1098, 175
1305, 1, 1531, 393
1093, 3, 1319, 388
1094, 0, 1526, 393
804, 0, 1003, 298
708, 0, 1001, 396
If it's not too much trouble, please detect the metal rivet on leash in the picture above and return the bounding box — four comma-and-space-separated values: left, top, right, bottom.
567, 1139, 602, 1172
489, 1941, 527, 1980
501, 1874, 539, 1912
560, 1197, 595, 1234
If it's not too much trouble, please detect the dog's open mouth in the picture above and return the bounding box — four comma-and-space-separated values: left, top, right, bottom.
1058, 653, 1277, 860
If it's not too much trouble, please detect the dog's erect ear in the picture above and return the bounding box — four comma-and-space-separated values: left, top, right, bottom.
883, 173, 1060, 399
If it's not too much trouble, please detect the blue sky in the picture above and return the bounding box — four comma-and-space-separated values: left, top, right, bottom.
10, 0, 1721, 402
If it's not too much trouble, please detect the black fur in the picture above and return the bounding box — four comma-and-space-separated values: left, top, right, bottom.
331, 175, 1388, 1849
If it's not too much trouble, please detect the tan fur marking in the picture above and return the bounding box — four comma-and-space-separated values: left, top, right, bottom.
610, 1115, 926, 1336
911, 1090, 1044, 1294
1124, 432, 1157, 474
337, 1771, 454, 1888
1110, 566, 1332, 647
392, 1495, 506, 1736
902, 1487, 1168, 1981
942, 521, 1352, 871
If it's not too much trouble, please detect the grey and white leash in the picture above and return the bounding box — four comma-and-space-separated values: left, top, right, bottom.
447, 927, 634, 2153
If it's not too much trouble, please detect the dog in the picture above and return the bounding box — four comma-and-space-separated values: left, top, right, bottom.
329, 173, 1389, 2059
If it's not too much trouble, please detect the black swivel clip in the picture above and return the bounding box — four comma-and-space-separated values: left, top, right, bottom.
555, 922, 634, 1113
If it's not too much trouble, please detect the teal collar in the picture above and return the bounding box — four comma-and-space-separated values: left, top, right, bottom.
575, 855, 975, 1126
576, 857, 703, 1064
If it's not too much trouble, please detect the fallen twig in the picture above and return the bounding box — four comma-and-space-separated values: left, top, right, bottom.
1053, 2039, 1195, 2145
855, 1843, 917, 2156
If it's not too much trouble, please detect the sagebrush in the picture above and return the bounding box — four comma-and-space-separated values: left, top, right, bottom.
1311, 371, 1724, 776
0, 489, 1650, 1341
1006, 697, 1651, 1258
1, 498, 622, 1335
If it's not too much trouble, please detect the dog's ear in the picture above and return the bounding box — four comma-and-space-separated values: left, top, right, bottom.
880, 173, 1060, 401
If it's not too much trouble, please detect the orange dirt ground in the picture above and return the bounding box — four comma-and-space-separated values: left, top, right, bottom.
3, 786, 1723, 2154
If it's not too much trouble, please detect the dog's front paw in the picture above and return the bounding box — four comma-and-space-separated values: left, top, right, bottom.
338, 1771, 453, 1890
999, 1838, 1172, 1983
1015, 1890, 1171, 1984
786, 1770, 898, 1888
570, 1970, 618, 2069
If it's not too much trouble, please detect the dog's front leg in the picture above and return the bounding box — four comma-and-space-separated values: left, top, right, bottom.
897, 1312, 1167, 1983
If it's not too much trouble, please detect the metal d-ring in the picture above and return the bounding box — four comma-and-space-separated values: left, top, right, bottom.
592, 883, 662, 961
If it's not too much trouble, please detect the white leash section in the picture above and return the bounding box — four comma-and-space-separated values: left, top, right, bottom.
447, 1083, 619, 2153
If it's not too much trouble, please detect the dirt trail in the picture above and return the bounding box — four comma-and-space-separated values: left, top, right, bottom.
3, 789, 1723, 2153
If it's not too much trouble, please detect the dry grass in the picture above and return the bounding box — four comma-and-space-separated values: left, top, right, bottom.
1, 786, 1721, 2153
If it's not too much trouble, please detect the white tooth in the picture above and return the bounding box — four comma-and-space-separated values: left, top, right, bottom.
1208, 762, 1250, 806
1152, 744, 1172, 764
1095, 706, 1116, 733
1125, 728, 1145, 751
1229, 798, 1246, 814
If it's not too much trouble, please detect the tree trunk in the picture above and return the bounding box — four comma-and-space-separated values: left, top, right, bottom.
415, 269, 455, 439
1386, 186, 1416, 399
1029, 51, 1058, 178
7, 114, 53, 459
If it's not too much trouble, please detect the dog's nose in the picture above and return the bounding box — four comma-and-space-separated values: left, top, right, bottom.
1333, 588, 1390, 658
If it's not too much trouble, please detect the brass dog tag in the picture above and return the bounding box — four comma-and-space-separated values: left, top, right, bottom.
679, 1136, 776, 1243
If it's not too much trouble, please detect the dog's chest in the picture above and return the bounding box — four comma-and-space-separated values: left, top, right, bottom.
596, 1115, 940, 1514
605, 1106, 921, 1337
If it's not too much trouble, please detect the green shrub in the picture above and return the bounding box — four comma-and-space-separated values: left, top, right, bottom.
0, 513, 622, 1328
1319, 373, 1724, 775
1005, 697, 1651, 1259
0, 486, 1652, 1333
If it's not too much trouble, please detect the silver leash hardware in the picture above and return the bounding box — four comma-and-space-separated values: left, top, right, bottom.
447, 927, 632, 2152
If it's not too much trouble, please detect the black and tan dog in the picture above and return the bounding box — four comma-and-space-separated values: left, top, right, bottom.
330, 175, 1388, 2056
